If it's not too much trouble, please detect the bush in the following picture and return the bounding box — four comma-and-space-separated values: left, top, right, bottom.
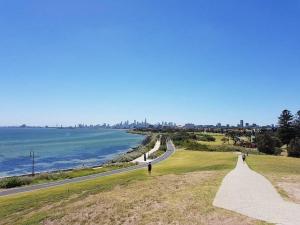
185, 141, 209, 151
221, 137, 229, 144
0, 176, 33, 189
256, 133, 282, 155
197, 134, 216, 142
148, 150, 165, 159
288, 138, 300, 158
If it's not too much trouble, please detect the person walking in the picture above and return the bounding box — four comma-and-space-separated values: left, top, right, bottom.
242, 153, 246, 163
148, 162, 152, 175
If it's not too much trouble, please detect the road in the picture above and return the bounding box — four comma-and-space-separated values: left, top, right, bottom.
0, 140, 176, 197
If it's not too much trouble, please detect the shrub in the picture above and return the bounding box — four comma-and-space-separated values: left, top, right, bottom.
221, 137, 229, 144
288, 138, 300, 158
184, 141, 209, 151
256, 133, 282, 155
197, 134, 216, 142
148, 150, 165, 159
0, 176, 33, 189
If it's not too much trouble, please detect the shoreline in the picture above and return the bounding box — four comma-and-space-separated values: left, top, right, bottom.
0, 132, 153, 184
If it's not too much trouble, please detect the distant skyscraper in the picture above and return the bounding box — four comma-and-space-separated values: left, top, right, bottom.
240, 120, 244, 128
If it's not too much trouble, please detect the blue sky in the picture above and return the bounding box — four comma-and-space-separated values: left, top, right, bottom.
0, 0, 299, 126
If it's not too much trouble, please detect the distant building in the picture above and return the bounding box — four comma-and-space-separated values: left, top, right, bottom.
240, 120, 244, 128
184, 123, 196, 129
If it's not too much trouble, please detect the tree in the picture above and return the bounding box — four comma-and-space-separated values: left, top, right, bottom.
226, 131, 239, 145
294, 110, 300, 137
277, 110, 295, 146
256, 133, 282, 155
288, 137, 300, 158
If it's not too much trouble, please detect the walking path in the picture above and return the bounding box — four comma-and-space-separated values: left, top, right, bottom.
132, 139, 161, 163
0, 140, 175, 197
213, 154, 300, 225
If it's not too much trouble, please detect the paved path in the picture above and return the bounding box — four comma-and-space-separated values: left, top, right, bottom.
132, 139, 161, 163
213, 154, 300, 225
0, 140, 176, 197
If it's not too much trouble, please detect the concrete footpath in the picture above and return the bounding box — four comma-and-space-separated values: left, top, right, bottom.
132, 139, 161, 163
213, 154, 300, 225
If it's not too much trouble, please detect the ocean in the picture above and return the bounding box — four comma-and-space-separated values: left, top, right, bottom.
0, 128, 144, 177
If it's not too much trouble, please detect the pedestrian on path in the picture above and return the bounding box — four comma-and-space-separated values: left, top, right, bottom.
148, 162, 152, 175
242, 153, 246, 163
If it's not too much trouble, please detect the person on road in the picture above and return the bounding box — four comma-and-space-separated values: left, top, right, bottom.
148, 162, 152, 175
242, 153, 246, 163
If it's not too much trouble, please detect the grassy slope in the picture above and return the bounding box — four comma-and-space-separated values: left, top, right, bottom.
31, 163, 135, 185
0, 151, 268, 225
247, 155, 300, 201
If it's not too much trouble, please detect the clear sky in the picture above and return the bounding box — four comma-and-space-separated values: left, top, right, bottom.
0, 0, 299, 126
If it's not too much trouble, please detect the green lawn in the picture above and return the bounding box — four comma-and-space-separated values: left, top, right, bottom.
247, 154, 300, 202
247, 155, 300, 175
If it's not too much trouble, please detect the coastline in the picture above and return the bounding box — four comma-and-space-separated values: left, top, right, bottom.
0, 131, 157, 189
0, 128, 145, 179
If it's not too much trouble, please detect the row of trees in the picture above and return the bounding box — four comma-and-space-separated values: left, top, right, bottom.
278, 110, 300, 157
257, 110, 300, 157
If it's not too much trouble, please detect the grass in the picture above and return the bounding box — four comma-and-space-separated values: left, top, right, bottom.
197, 133, 226, 146
0, 163, 136, 189
247, 155, 300, 202
247, 155, 300, 175
0, 150, 268, 225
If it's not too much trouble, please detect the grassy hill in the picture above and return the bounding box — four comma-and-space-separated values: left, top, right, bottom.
0, 150, 270, 225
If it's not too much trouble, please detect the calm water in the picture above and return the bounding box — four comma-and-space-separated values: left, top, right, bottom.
0, 128, 144, 177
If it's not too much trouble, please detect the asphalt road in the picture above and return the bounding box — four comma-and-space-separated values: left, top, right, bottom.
0, 140, 176, 197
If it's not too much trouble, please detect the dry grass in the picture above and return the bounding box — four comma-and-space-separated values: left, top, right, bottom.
0, 151, 269, 225
267, 174, 300, 204
247, 155, 300, 204
43, 171, 264, 225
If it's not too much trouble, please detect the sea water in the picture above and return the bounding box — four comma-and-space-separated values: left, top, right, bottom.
0, 128, 144, 177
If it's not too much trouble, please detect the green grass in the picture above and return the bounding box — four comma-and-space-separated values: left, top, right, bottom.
197, 133, 225, 146
247, 154, 300, 175
0, 163, 136, 189
246, 155, 300, 201
0, 150, 237, 225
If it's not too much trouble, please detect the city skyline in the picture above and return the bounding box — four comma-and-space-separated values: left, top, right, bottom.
0, 1, 299, 126
1, 118, 275, 130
